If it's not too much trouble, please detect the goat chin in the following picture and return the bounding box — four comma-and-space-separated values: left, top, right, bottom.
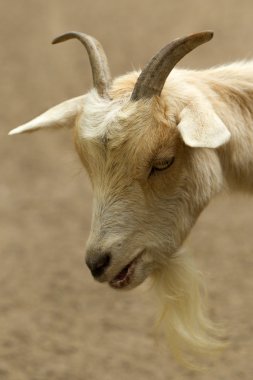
150, 250, 227, 369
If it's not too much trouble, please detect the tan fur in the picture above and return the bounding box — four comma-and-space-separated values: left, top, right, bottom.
10, 60, 253, 367
73, 65, 252, 366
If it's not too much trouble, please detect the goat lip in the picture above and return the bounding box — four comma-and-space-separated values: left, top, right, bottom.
109, 252, 143, 290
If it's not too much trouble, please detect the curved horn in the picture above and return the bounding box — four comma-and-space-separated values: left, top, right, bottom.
52, 31, 112, 98
131, 31, 213, 101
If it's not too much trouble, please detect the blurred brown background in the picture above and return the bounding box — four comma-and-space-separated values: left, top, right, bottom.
1, 1, 253, 379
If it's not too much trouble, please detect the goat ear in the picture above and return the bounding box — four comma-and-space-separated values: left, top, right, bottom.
177, 100, 231, 148
8, 95, 85, 135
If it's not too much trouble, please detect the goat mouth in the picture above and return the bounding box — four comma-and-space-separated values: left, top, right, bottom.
109, 252, 143, 290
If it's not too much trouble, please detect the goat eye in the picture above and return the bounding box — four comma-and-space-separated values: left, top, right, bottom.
150, 157, 175, 176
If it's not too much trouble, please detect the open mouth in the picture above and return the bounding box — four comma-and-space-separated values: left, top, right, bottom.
109, 252, 143, 289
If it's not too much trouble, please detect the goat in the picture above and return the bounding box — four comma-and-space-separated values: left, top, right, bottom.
9, 30, 253, 365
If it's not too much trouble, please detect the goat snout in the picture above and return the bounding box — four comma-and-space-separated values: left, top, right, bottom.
86, 252, 111, 278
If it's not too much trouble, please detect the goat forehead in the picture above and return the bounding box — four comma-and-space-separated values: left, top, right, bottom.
76, 91, 179, 178
79, 92, 128, 142
78, 90, 160, 146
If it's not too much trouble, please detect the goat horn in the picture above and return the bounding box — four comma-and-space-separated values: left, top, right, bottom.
52, 31, 112, 98
131, 31, 213, 101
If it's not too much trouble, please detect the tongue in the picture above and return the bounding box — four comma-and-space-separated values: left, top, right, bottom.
115, 265, 129, 281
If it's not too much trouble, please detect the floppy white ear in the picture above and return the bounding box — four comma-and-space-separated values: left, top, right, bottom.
177, 98, 231, 148
9, 95, 86, 135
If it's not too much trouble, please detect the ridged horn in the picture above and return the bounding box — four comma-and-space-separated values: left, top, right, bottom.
52, 31, 112, 98
131, 31, 213, 101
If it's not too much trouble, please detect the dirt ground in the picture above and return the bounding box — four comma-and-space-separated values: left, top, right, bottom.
1, 0, 253, 379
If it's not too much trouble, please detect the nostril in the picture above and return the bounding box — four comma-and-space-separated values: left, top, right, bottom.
97, 253, 111, 269
86, 253, 111, 278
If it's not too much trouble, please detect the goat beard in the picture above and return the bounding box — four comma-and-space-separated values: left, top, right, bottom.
150, 250, 227, 369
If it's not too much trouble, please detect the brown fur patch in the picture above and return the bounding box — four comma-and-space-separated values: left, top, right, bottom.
109, 72, 139, 99
210, 81, 253, 115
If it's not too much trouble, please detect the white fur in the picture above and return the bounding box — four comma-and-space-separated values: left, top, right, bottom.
9, 60, 253, 366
